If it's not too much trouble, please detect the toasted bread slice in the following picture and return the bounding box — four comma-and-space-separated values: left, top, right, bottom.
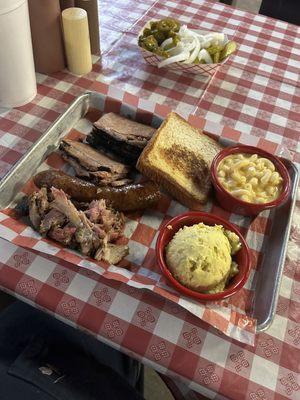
136, 112, 222, 209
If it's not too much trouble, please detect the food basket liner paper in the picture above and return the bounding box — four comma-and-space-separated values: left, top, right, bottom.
0, 85, 291, 345
139, 46, 223, 77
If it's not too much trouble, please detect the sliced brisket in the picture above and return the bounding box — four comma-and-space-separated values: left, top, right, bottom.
60, 139, 132, 186
87, 112, 156, 165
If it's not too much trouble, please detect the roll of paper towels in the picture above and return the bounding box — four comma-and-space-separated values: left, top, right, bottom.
0, 0, 37, 108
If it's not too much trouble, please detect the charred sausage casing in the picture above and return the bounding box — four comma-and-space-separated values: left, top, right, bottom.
33, 170, 161, 211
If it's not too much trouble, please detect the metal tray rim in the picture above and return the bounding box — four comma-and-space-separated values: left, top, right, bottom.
256, 162, 299, 332
0, 92, 90, 197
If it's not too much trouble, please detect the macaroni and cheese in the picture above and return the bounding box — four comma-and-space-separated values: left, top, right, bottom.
217, 153, 283, 204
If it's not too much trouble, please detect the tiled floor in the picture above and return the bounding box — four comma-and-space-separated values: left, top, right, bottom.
0, 1, 262, 399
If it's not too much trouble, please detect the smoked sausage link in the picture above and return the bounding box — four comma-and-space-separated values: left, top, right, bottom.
33, 170, 161, 211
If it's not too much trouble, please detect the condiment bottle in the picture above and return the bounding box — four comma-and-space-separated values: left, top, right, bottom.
62, 7, 92, 75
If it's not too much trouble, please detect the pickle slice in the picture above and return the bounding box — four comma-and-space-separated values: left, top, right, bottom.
207, 44, 223, 56
220, 41, 237, 61
213, 52, 220, 63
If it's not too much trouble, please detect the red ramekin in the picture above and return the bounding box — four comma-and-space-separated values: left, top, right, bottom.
156, 212, 251, 302
210, 145, 291, 216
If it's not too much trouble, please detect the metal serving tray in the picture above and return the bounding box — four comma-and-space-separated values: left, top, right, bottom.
0, 91, 298, 332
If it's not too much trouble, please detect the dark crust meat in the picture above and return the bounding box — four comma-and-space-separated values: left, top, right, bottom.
33, 170, 161, 211
93, 113, 155, 141
87, 128, 143, 166
96, 181, 161, 212
34, 170, 98, 203
61, 153, 133, 186
60, 139, 130, 174
15, 196, 29, 216
89, 112, 156, 166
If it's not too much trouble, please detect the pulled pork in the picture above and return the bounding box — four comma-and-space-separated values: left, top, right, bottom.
27, 187, 128, 264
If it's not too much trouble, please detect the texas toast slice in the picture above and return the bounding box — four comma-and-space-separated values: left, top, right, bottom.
136, 112, 222, 209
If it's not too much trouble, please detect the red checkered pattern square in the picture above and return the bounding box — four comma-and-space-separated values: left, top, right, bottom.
56, 294, 86, 322
87, 283, 117, 312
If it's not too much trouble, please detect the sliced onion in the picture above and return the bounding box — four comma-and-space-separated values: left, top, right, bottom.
157, 26, 227, 66
196, 34, 205, 41
181, 37, 197, 52
211, 32, 225, 46
184, 36, 201, 64
202, 34, 213, 49
196, 34, 205, 46
167, 36, 195, 57
161, 37, 174, 49
167, 42, 185, 56
158, 51, 190, 68
182, 28, 199, 42
198, 48, 213, 64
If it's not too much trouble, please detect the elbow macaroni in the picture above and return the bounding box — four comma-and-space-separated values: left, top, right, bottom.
217, 153, 283, 204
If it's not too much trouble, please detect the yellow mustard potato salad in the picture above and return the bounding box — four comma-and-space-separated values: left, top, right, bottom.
217, 153, 283, 204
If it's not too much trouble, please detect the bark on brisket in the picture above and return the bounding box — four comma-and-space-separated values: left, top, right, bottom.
87, 128, 143, 165
60, 139, 132, 186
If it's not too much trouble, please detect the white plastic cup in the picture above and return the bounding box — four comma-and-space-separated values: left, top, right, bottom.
0, 0, 37, 108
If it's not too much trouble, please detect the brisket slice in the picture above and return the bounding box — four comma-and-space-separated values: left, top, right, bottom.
60, 139, 132, 186
88, 112, 156, 165
87, 129, 142, 166
94, 113, 155, 142
60, 139, 130, 174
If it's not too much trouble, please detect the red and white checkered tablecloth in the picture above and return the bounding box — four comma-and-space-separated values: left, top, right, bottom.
99, 0, 157, 54
0, 0, 299, 399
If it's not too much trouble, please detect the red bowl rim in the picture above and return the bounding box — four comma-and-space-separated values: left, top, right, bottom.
210, 145, 291, 211
156, 211, 252, 302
